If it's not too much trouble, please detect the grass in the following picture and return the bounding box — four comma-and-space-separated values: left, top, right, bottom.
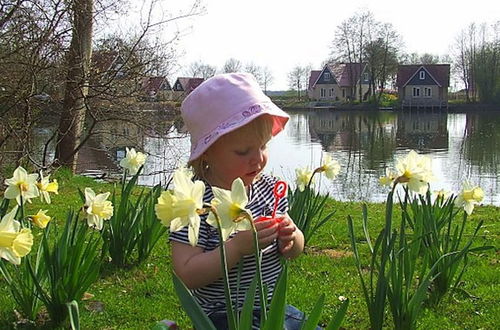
0, 174, 499, 329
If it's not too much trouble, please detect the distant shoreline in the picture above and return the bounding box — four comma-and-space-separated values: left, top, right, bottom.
283, 103, 499, 112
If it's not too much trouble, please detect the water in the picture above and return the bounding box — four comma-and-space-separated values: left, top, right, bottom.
136, 110, 500, 205
27, 109, 500, 205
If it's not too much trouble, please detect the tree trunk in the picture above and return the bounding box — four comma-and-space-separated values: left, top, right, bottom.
55, 0, 93, 172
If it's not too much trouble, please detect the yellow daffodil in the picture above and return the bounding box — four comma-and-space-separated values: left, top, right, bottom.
157, 168, 205, 246
84, 188, 114, 230
37, 172, 59, 204
207, 178, 253, 241
455, 181, 484, 215
119, 147, 147, 175
394, 150, 434, 194
4, 166, 40, 205
155, 190, 176, 227
295, 167, 314, 192
318, 153, 340, 179
379, 169, 397, 187
0, 206, 34, 265
29, 209, 51, 229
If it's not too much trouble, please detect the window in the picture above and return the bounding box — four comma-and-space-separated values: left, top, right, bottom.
413, 87, 420, 97
424, 87, 432, 97
363, 72, 369, 81
320, 88, 326, 98
419, 71, 425, 79
342, 89, 346, 98
324, 72, 331, 81
329, 88, 335, 97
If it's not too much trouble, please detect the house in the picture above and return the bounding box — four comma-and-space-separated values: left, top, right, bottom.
172, 77, 204, 100
91, 51, 127, 79
141, 76, 172, 101
308, 63, 370, 102
396, 64, 450, 108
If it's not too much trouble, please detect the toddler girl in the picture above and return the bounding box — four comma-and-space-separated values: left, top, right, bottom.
170, 73, 310, 329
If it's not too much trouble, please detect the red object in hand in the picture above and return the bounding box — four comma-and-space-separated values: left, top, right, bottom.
254, 215, 282, 227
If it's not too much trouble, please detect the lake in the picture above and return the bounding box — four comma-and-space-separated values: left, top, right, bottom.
134, 109, 500, 205
28, 109, 500, 206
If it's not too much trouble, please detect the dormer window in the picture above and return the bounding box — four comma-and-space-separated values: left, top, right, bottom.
324, 72, 331, 81
420, 71, 425, 79
363, 73, 368, 81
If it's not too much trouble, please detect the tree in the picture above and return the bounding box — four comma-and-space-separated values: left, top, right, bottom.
244, 62, 263, 85
186, 60, 216, 79
287, 66, 306, 99
222, 58, 242, 73
55, 0, 94, 171
261, 66, 274, 94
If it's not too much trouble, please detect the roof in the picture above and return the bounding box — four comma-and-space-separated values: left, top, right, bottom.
174, 77, 204, 92
396, 64, 450, 87
308, 71, 321, 90
327, 63, 367, 87
142, 76, 171, 94
92, 51, 121, 73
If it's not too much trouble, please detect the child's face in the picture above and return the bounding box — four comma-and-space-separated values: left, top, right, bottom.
204, 129, 270, 189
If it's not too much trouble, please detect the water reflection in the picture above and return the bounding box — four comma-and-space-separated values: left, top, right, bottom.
27, 110, 500, 205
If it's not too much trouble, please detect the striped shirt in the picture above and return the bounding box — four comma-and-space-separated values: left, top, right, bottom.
169, 173, 288, 315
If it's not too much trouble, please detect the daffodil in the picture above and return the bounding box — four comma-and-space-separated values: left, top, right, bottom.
120, 147, 147, 175
37, 172, 58, 204
433, 189, 451, 200
379, 169, 397, 187
207, 178, 253, 241
295, 167, 314, 192
29, 209, 51, 229
318, 153, 340, 179
0, 206, 34, 265
84, 188, 114, 230
455, 181, 484, 215
394, 150, 434, 194
158, 168, 205, 246
4, 166, 39, 205
155, 190, 176, 227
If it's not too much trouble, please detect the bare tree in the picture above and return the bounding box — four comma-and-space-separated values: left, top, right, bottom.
287, 65, 306, 99
244, 62, 263, 85
222, 58, 242, 73
186, 60, 216, 79
261, 66, 274, 94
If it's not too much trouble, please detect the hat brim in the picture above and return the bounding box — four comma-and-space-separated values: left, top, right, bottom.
188, 101, 289, 162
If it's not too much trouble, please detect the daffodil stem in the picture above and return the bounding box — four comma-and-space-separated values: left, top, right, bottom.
209, 206, 237, 330
252, 226, 267, 325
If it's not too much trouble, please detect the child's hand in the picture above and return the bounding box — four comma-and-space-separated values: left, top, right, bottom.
276, 215, 297, 255
232, 218, 278, 256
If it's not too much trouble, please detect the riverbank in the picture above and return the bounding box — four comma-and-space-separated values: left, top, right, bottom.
1, 173, 498, 329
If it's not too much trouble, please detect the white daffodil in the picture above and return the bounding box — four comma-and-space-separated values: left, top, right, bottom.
120, 147, 147, 175
455, 181, 484, 215
37, 172, 58, 204
295, 167, 314, 192
0, 206, 34, 265
84, 188, 114, 230
4, 166, 40, 205
29, 209, 51, 229
395, 150, 434, 194
207, 178, 253, 241
433, 189, 451, 200
319, 153, 340, 180
164, 168, 206, 246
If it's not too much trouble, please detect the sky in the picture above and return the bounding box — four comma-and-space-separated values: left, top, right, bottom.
154, 0, 499, 90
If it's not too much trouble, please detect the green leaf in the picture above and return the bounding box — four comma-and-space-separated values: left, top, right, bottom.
172, 273, 216, 330
262, 266, 287, 330
67, 300, 80, 330
301, 293, 325, 330
239, 275, 259, 330
325, 298, 349, 330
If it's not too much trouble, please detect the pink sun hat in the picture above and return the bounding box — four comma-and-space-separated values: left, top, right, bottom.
181, 72, 290, 162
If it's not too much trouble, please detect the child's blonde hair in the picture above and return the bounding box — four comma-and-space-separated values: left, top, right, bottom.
189, 114, 274, 179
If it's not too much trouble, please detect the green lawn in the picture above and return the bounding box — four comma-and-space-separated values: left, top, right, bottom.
1, 174, 498, 329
